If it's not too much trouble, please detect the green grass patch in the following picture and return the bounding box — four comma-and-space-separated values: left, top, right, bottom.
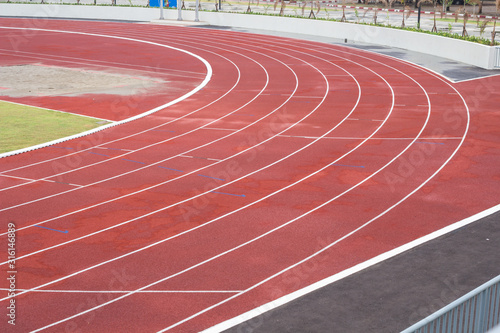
0, 101, 108, 154
436, 17, 495, 26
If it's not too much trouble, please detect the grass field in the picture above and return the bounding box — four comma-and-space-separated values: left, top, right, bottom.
0, 101, 108, 154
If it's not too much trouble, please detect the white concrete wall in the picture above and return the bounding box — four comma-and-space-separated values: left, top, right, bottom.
0, 3, 497, 69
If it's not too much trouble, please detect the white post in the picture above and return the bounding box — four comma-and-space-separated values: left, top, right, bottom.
160, 0, 164, 20
195, 0, 200, 22
178, 0, 183, 20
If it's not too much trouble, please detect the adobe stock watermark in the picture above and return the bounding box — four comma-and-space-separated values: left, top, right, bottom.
6, 222, 17, 326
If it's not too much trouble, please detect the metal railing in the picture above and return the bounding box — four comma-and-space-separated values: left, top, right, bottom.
402, 274, 500, 333
494, 46, 500, 69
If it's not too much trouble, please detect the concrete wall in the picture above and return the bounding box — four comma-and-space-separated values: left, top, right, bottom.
0, 3, 498, 69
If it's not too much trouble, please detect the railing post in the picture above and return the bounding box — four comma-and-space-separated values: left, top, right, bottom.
195, 0, 200, 22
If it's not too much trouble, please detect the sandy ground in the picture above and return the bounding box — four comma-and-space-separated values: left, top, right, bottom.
0, 64, 166, 98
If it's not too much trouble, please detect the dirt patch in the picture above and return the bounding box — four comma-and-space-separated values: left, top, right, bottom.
0, 64, 166, 98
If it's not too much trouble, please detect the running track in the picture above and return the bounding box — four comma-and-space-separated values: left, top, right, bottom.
0, 18, 500, 332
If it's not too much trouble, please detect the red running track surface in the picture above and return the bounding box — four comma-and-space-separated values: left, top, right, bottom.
0, 18, 499, 332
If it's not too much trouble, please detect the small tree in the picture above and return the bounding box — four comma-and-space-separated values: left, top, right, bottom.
493, 0, 500, 45
492, 19, 497, 45
341, 0, 347, 22
465, 0, 480, 15
479, 18, 491, 36
309, 1, 316, 18
462, 11, 469, 36
279, 0, 286, 16
401, 0, 411, 27
363, 8, 372, 24
441, 0, 453, 14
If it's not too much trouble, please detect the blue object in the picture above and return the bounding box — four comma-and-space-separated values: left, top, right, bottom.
34, 225, 68, 234
150, 0, 176, 8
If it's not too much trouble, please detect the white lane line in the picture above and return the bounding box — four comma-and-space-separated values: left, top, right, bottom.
178, 155, 222, 162
0, 174, 82, 188
259, 94, 324, 99
347, 118, 383, 121
202, 128, 237, 131
277, 135, 460, 140
0, 288, 241, 294
94, 147, 134, 152
0, 26, 213, 161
